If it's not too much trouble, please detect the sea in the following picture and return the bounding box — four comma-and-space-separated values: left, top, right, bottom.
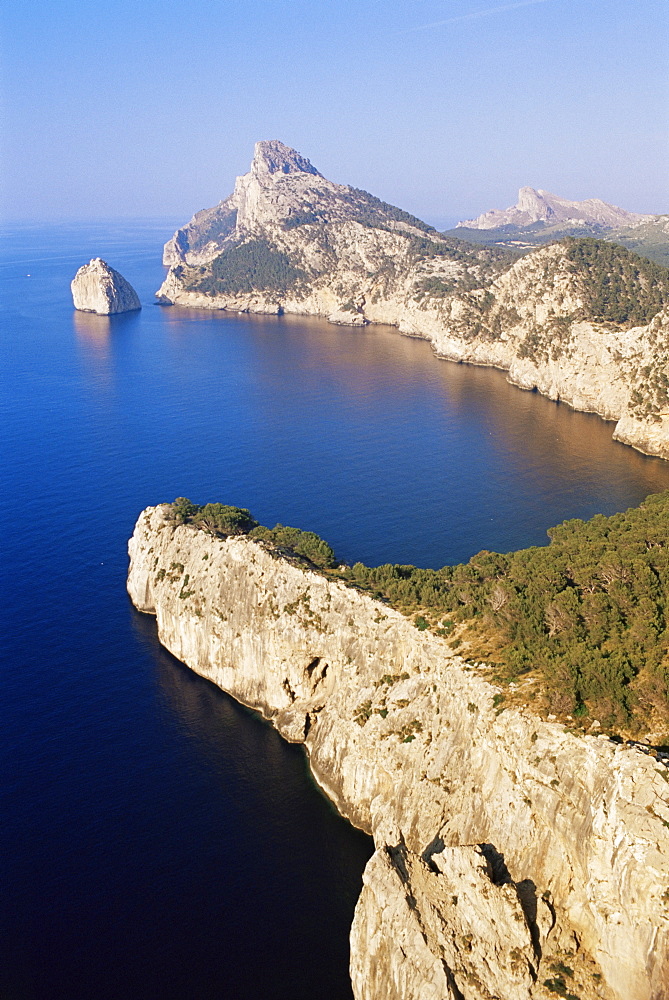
3, 219, 669, 1000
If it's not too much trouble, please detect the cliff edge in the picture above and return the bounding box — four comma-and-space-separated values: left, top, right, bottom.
128, 504, 669, 1000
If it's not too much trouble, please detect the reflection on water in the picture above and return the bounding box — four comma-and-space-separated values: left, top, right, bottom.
151, 309, 669, 566
73, 309, 114, 340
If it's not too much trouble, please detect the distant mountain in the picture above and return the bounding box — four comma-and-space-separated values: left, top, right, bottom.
449, 191, 668, 268
158, 141, 669, 461
458, 186, 652, 230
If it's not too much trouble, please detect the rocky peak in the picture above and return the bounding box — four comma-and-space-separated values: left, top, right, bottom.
232, 138, 327, 232
250, 139, 322, 179
459, 187, 652, 230
516, 185, 555, 220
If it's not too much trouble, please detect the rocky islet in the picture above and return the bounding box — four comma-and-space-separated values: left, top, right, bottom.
71, 257, 141, 315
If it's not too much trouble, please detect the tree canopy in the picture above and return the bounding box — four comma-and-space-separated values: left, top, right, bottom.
342, 491, 669, 735
166, 492, 669, 735
166, 499, 336, 569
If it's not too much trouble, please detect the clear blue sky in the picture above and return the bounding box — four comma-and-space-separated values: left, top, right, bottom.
1, 0, 667, 225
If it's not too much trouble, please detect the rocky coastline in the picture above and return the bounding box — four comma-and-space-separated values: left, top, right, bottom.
127, 504, 669, 1000
155, 142, 669, 461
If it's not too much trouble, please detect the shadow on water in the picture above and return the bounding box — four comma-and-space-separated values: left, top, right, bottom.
126, 608, 373, 1000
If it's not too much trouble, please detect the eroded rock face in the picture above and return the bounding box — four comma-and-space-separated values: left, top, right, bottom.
351, 844, 546, 1000
71, 258, 141, 315
127, 505, 669, 1000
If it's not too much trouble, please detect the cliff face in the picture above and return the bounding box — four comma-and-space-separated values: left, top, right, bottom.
156, 142, 669, 461
71, 258, 141, 314
128, 505, 669, 1000
457, 187, 652, 231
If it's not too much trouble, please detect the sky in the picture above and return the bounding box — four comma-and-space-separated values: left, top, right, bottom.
1, 0, 667, 226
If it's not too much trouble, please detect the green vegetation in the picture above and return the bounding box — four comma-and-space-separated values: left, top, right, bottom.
516, 314, 574, 364
249, 523, 337, 569
166, 489, 669, 734
277, 185, 438, 234
408, 233, 513, 271
283, 209, 328, 230
165, 499, 336, 569
564, 238, 669, 326
446, 222, 669, 269
168, 498, 258, 535
543, 977, 579, 1000
343, 491, 669, 734
613, 217, 669, 269
343, 187, 436, 233
631, 362, 669, 421
184, 238, 307, 296
416, 276, 458, 297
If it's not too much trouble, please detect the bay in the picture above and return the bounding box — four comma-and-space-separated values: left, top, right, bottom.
2, 220, 669, 1000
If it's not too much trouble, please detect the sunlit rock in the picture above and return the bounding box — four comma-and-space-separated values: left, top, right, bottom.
71, 258, 141, 315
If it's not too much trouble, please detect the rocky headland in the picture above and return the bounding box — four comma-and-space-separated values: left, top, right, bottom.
128, 504, 669, 1000
156, 141, 669, 460
71, 258, 141, 315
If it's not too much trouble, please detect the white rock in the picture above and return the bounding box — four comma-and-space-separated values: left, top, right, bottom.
127, 505, 669, 1000
327, 309, 368, 327
71, 258, 141, 315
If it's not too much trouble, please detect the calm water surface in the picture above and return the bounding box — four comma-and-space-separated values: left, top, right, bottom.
3, 221, 669, 999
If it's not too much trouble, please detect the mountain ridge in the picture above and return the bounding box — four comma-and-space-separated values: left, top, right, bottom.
457, 185, 652, 230
157, 141, 669, 462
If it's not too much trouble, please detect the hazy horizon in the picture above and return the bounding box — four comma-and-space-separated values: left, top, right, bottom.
1, 0, 667, 224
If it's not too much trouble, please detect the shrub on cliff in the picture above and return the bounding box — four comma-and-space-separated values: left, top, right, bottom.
250, 523, 337, 569
343, 491, 669, 734
167, 499, 258, 535
166, 500, 337, 569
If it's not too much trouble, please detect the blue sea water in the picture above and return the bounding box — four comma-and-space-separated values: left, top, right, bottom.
2, 220, 669, 1000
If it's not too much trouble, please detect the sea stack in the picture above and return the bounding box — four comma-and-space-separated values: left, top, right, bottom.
71, 258, 141, 315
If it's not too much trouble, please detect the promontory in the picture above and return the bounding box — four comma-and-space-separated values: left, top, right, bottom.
157, 140, 669, 460
71, 258, 141, 315
128, 499, 669, 1000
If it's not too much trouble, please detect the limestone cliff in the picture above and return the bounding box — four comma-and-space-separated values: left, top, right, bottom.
128, 505, 669, 1000
71, 258, 141, 314
156, 142, 669, 460
457, 187, 652, 231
